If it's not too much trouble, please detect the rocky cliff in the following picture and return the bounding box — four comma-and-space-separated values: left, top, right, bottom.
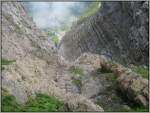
1, 1, 149, 112
1, 2, 103, 111
58, 1, 149, 66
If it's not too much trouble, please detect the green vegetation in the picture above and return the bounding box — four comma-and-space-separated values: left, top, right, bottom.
79, 2, 100, 20
2, 89, 23, 112
130, 106, 149, 112
1, 58, 16, 65
69, 66, 83, 76
103, 73, 118, 92
1, 58, 16, 70
51, 35, 59, 45
47, 31, 59, 45
69, 66, 83, 90
2, 94, 23, 112
72, 79, 82, 87
2, 93, 65, 112
22, 94, 64, 112
131, 66, 149, 79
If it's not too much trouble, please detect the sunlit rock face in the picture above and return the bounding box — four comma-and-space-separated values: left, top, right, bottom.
1, 2, 104, 111
59, 1, 149, 66
2, 1, 58, 103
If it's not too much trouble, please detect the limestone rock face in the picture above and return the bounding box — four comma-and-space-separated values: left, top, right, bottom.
59, 1, 149, 66
1, 2, 103, 111
2, 2, 58, 103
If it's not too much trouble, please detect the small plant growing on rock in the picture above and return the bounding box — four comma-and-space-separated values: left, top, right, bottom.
1, 58, 16, 65
131, 66, 149, 79
69, 66, 83, 76
1, 58, 16, 70
72, 79, 82, 87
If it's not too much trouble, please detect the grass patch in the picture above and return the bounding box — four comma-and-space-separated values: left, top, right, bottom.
23, 94, 64, 112
2, 94, 23, 112
51, 35, 59, 46
104, 73, 118, 92
130, 106, 149, 112
2, 93, 65, 112
1, 58, 16, 71
47, 31, 59, 45
131, 66, 149, 79
79, 1, 100, 20
1, 58, 16, 65
72, 79, 82, 87
69, 66, 83, 76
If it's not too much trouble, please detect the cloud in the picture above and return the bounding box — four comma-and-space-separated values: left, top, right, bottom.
24, 2, 92, 29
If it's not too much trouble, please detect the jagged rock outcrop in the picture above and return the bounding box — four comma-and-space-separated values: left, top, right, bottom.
74, 52, 149, 107
58, 1, 149, 66
1, 2, 103, 111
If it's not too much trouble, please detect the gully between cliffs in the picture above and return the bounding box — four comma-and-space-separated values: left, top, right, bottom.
58, 1, 149, 66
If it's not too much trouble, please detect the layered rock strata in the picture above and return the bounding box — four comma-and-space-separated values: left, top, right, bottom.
59, 1, 149, 66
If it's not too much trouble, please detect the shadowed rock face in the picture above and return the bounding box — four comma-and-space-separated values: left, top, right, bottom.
58, 1, 149, 66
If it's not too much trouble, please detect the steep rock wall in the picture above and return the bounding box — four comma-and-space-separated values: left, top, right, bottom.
1, 2, 103, 111
2, 1, 58, 103
58, 1, 149, 66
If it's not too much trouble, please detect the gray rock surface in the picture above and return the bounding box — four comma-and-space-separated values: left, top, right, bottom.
59, 1, 149, 66
1, 2, 103, 111
74, 52, 149, 107
1, 1, 149, 112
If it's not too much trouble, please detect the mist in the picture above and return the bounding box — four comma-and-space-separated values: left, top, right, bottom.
23, 2, 92, 29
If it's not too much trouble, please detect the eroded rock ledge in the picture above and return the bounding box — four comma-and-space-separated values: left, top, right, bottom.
75, 52, 149, 107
